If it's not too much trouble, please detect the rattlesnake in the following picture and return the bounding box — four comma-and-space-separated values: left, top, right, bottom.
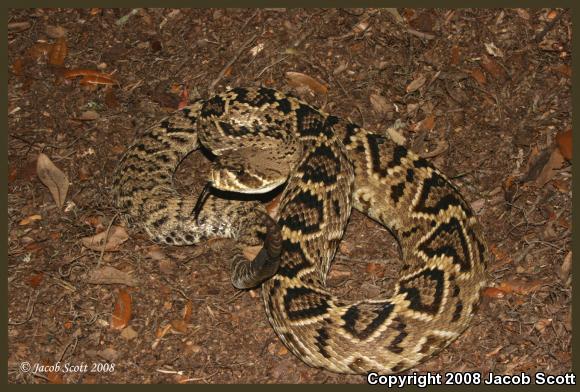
112, 87, 487, 374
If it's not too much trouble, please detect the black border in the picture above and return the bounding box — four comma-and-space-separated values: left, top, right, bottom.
3, 2, 577, 390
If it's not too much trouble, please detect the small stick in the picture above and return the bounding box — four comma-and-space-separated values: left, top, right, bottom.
209, 33, 258, 94
255, 55, 289, 79
406, 28, 435, 40
97, 212, 119, 267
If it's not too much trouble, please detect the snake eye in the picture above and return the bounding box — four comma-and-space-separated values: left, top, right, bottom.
230, 166, 244, 176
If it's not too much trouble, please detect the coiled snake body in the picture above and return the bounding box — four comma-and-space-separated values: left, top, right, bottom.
113, 87, 487, 374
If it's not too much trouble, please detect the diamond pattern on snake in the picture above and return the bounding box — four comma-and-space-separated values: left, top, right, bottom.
112, 87, 487, 374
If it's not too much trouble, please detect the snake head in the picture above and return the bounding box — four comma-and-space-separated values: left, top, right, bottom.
210, 160, 286, 194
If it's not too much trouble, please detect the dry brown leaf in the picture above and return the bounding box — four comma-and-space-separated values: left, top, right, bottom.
85, 266, 138, 286
481, 54, 506, 80
515, 9, 530, 20
484, 42, 504, 58
80, 75, 117, 86
535, 148, 565, 187
365, 263, 385, 277
285, 71, 328, 94
406, 74, 427, 93
12, 58, 24, 76
146, 245, 167, 261
63, 69, 115, 80
28, 272, 44, 288
369, 93, 391, 114
496, 279, 544, 295
45, 25, 67, 39
546, 10, 559, 20
450, 45, 461, 65
81, 225, 129, 252
470, 68, 486, 86
79, 110, 99, 121
49, 37, 67, 66
170, 319, 188, 333
183, 301, 193, 322
43, 360, 64, 384
534, 318, 552, 333
556, 128, 572, 160
8, 21, 31, 32
552, 64, 571, 78
36, 153, 69, 208
111, 289, 132, 330
19, 214, 42, 225
482, 287, 506, 299
27, 42, 52, 60
411, 114, 436, 132
559, 251, 572, 282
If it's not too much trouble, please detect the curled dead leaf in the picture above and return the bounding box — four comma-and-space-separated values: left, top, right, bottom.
36, 153, 69, 208
81, 225, 129, 252
19, 214, 42, 225
80, 75, 117, 86
470, 68, 486, 86
556, 128, 572, 160
286, 71, 328, 94
111, 289, 132, 330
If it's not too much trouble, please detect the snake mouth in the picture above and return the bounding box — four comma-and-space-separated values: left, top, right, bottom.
212, 169, 286, 194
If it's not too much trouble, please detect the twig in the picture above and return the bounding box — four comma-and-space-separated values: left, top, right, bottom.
240, 9, 259, 31
8, 290, 39, 325
208, 34, 258, 94
255, 55, 289, 79
97, 212, 120, 268
406, 28, 435, 40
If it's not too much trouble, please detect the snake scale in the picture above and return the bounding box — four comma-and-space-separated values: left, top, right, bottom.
112, 87, 487, 374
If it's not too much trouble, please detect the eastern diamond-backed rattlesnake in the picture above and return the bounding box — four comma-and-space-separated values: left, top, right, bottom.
113, 87, 487, 374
